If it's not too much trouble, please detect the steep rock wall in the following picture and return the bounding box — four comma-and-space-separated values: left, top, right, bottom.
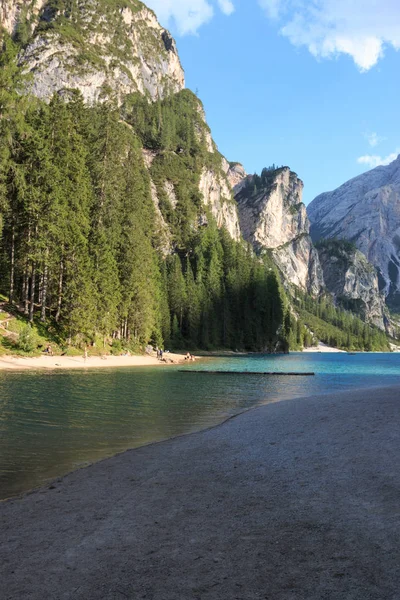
0, 0, 46, 36
316, 241, 387, 330
199, 167, 241, 242
308, 155, 400, 309
235, 167, 324, 295
2, 0, 184, 103
227, 162, 247, 194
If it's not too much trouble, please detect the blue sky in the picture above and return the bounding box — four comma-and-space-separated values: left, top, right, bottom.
146, 0, 400, 204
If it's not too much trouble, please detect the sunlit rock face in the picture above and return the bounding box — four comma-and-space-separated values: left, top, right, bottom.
308, 155, 400, 309
199, 167, 241, 242
235, 167, 324, 295
2, 0, 185, 103
1, 0, 46, 36
316, 240, 387, 331
227, 162, 247, 194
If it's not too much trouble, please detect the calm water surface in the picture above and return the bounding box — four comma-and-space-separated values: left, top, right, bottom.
1, 352, 400, 499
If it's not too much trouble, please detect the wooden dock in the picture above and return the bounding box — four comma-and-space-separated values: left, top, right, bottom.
178, 371, 315, 376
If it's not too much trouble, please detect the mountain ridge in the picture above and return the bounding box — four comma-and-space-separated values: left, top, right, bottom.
308, 154, 400, 310
1, 0, 185, 103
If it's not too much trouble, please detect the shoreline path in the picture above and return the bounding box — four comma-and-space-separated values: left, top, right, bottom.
1, 386, 399, 599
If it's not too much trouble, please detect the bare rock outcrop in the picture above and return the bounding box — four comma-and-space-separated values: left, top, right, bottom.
227, 162, 247, 194
0, 0, 46, 36
316, 240, 387, 331
308, 154, 400, 309
199, 168, 241, 242
235, 167, 324, 295
142, 154, 241, 247
2, 0, 185, 103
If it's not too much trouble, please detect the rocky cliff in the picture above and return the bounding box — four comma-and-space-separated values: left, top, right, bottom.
142, 147, 241, 251
1, 0, 45, 36
227, 162, 247, 194
135, 93, 241, 246
1, 0, 243, 247
199, 161, 241, 242
316, 240, 387, 330
308, 155, 400, 309
1, 0, 185, 103
235, 167, 324, 295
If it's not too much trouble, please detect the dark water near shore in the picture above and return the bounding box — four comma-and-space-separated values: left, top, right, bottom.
1, 352, 400, 500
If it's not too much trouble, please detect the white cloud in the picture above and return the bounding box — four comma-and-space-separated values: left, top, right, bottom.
364, 132, 386, 148
217, 0, 235, 15
357, 151, 399, 169
146, 0, 234, 35
258, 0, 282, 19
258, 0, 400, 70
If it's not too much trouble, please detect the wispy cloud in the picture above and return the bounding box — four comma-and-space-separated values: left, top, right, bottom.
357, 151, 399, 169
258, 0, 282, 19
146, 0, 234, 35
364, 132, 386, 148
258, 0, 400, 71
217, 0, 235, 15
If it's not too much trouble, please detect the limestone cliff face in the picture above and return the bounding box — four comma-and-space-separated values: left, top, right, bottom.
143, 152, 241, 246
192, 118, 241, 241
2, 0, 184, 103
199, 164, 241, 242
227, 162, 247, 194
308, 154, 400, 309
273, 235, 324, 297
142, 145, 241, 247
0, 0, 46, 36
235, 167, 324, 295
316, 241, 387, 330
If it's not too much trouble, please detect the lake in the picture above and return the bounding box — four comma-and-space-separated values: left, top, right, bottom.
1, 352, 400, 500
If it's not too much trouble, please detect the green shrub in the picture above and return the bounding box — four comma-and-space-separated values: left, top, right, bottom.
110, 339, 123, 355
17, 324, 39, 353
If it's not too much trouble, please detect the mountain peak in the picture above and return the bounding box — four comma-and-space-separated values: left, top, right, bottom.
2, 0, 185, 103
308, 156, 400, 308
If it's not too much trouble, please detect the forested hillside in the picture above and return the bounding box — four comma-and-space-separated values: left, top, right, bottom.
0, 37, 291, 353
292, 292, 389, 352
0, 0, 392, 355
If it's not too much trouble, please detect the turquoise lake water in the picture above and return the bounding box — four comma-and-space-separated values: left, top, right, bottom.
1, 352, 400, 500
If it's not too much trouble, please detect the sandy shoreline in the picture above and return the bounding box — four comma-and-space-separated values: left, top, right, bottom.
0, 343, 386, 369
1, 384, 400, 599
302, 342, 346, 353
0, 352, 187, 370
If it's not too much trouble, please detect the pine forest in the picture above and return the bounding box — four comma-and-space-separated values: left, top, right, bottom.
0, 35, 390, 354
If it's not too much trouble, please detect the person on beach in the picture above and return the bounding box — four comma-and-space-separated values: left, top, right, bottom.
84, 346, 88, 362
159, 349, 163, 360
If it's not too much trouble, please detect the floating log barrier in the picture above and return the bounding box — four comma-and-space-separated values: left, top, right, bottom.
178, 371, 315, 376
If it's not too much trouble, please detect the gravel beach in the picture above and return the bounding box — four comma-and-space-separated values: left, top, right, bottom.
1, 385, 400, 600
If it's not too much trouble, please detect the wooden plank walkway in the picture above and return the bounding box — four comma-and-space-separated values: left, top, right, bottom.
178, 371, 315, 376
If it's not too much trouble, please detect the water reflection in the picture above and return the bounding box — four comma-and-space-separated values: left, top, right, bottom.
1, 353, 400, 499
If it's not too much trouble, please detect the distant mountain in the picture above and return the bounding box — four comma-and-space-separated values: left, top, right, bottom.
308, 155, 400, 309
315, 240, 387, 331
